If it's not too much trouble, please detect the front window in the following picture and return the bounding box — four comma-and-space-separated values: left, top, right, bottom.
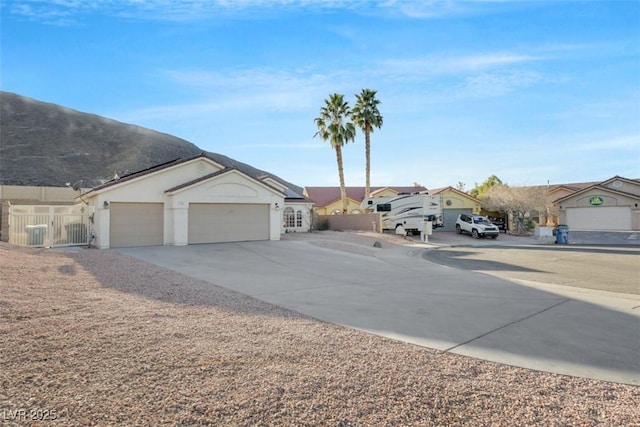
284, 207, 295, 227
473, 217, 492, 225
296, 210, 302, 227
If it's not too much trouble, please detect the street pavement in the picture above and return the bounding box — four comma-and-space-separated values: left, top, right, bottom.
418, 230, 640, 247
113, 234, 640, 385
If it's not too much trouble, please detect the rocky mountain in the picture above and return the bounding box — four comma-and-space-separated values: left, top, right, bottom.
0, 91, 302, 194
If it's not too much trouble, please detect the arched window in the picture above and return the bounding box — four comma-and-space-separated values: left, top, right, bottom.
283, 207, 295, 227
331, 209, 342, 215
350, 209, 362, 214
296, 210, 303, 227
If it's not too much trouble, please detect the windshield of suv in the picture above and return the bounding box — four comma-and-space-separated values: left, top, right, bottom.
473, 217, 493, 225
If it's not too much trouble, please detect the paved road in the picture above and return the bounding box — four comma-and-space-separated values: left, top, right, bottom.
422, 245, 640, 295
114, 237, 640, 385
420, 230, 640, 247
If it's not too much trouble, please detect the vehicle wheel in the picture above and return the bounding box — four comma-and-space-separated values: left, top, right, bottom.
455, 224, 462, 234
471, 229, 479, 239
491, 235, 498, 239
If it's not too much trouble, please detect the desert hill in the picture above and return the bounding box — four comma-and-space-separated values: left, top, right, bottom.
0, 92, 302, 194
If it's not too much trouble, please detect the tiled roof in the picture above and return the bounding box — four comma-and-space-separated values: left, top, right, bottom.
553, 176, 640, 203
83, 152, 305, 198
304, 186, 427, 206
545, 181, 600, 193
429, 186, 482, 202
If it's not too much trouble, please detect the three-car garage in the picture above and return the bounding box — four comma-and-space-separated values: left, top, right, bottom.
84, 154, 286, 249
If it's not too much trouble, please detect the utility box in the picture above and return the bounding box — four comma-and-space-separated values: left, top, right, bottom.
26, 224, 47, 247
419, 219, 433, 242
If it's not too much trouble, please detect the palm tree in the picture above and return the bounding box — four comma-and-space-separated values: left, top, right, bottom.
352, 89, 383, 198
314, 93, 356, 214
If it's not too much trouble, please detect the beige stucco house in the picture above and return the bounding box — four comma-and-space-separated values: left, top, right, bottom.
429, 187, 482, 231
82, 153, 311, 248
555, 176, 640, 231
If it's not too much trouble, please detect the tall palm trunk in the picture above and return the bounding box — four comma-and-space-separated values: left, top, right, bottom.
335, 144, 348, 214
352, 89, 383, 200
364, 127, 371, 198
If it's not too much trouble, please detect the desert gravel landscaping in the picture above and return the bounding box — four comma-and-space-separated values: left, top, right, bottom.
1, 239, 639, 426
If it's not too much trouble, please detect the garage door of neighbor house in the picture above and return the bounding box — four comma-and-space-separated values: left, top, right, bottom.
110, 202, 164, 248
188, 203, 269, 244
566, 207, 631, 231
441, 208, 473, 232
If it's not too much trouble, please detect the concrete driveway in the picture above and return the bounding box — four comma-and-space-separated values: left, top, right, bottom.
114, 236, 640, 385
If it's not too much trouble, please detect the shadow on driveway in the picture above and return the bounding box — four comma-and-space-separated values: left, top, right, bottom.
422, 244, 640, 294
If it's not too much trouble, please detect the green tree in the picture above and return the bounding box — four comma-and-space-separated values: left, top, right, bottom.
314, 93, 356, 214
470, 175, 503, 198
352, 89, 383, 198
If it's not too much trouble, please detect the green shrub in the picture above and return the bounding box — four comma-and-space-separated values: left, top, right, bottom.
315, 217, 330, 231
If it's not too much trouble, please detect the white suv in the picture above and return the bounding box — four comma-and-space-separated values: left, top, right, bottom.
455, 214, 499, 239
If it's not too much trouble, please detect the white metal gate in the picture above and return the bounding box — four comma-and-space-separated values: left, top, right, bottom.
8, 204, 93, 248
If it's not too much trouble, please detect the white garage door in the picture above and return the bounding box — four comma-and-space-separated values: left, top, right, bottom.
188, 203, 269, 244
566, 207, 631, 231
110, 202, 164, 247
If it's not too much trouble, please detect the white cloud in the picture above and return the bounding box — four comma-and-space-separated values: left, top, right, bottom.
6, 0, 515, 23
563, 135, 640, 153
375, 52, 542, 80
457, 69, 542, 97
379, 0, 467, 19
161, 67, 345, 112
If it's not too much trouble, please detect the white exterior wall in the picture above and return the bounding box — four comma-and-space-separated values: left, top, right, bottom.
96, 159, 222, 204
91, 199, 110, 248
282, 202, 314, 233
86, 158, 284, 248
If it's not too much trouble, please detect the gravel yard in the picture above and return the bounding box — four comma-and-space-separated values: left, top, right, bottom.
1, 238, 639, 426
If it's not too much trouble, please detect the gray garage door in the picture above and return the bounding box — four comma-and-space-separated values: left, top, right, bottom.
188, 203, 269, 244
440, 208, 473, 232
567, 207, 631, 231
110, 202, 164, 248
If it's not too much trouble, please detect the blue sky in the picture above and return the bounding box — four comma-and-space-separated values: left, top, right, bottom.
2, 0, 639, 190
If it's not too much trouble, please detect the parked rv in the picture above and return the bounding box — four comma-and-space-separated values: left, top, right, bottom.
361, 193, 443, 235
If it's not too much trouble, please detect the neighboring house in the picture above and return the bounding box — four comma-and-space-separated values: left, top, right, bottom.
532, 180, 597, 226
429, 187, 482, 232
554, 176, 640, 231
81, 153, 307, 249
304, 186, 427, 215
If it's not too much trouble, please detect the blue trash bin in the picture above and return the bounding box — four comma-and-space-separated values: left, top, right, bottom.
554, 225, 569, 244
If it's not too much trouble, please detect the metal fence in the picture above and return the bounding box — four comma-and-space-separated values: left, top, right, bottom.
8, 204, 93, 248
